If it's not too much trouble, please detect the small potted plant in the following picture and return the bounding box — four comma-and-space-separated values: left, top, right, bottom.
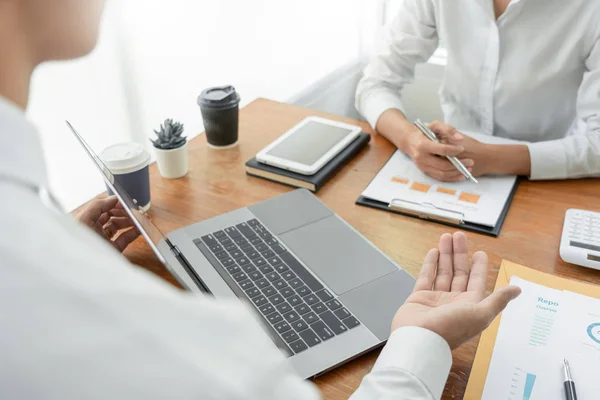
150, 119, 188, 179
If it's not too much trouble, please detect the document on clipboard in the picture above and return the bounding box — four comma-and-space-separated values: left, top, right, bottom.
356, 132, 520, 235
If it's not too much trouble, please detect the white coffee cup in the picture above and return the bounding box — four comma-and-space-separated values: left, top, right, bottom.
100, 143, 152, 211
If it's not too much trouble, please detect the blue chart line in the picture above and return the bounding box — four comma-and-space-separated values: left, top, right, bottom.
523, 373, 536, 400
587, 322, 600, 345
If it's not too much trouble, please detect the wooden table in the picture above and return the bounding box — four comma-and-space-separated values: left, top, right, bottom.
119, 98, 600, 399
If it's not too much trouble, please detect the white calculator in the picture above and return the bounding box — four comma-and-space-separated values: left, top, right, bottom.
560, 209, 600, 270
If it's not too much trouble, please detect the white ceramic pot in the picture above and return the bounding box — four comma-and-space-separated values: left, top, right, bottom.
154, 142, 189, 179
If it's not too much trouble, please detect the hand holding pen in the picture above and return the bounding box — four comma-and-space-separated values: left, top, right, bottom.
400, 119, 476, 182
414, 119, 478, 183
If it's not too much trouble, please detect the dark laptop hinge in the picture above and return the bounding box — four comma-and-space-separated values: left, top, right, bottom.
170, 245, 212, 294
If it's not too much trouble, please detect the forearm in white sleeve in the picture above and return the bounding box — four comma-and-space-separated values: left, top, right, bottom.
527, 30, 600, 180
349, 327, 452, 400
355, 0, 439, 130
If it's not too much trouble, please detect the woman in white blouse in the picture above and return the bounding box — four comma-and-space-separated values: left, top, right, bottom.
356, 0, 600, 181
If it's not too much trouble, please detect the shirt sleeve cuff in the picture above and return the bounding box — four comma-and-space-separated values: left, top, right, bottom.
526, 140, 568, 180
359, 89, 406, 130
373, 326, 452, 399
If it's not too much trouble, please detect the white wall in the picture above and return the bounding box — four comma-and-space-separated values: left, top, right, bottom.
27, 0, 364, 211
27, 2, 132, 211
117, 0, 362, 142
289, 0, 445, 123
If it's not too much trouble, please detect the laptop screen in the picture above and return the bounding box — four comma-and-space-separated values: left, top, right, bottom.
66, 121, 170, 265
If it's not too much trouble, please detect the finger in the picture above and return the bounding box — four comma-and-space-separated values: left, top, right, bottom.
93, 212, 112, 237
423, 156, 474, 172
450, 232, 470, 292
80, 196, 120, 223
428, 121, 464, 141
112, 228, 141, 252
467, 251, 489, 298
96, 212, 111, 227
438, 174, 466, 182
443, 132, 473, 146
477, 286, 522, 324
109, 209, 130, 218
424, 168, 468, 182
104, 217, 136, 237
421, 140, 464, 157
413, 248, 439, 292
434, 233, 454, 291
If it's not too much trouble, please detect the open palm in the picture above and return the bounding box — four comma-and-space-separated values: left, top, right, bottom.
392, 232, 521, 349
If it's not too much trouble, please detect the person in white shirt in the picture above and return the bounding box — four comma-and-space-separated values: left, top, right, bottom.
0, 1, 521, 399
356, 0, 600, 181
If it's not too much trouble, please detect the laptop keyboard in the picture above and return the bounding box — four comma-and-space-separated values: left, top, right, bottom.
193, 218, 361, 355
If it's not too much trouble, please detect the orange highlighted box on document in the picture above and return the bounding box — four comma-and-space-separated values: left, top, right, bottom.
459, 192, 481, 204
410, 182, 431, 193
437, 187, 457, 195
391, 177, 409, 184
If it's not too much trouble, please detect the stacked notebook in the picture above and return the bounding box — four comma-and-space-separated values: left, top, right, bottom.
246, 132, 370, 192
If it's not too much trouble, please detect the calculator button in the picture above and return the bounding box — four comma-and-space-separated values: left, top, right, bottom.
570, 240, 600, 252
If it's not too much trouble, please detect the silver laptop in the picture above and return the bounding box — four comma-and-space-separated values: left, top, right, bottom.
68, 122, 415, 378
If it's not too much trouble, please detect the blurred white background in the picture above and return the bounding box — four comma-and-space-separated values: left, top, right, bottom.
27, 0, 431, 211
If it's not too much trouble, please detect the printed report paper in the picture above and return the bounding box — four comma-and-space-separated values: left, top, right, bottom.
481, 277, 600, 400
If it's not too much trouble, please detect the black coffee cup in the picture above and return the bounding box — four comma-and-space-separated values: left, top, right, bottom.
197, 85, 241, 149
99, 143, 151, 211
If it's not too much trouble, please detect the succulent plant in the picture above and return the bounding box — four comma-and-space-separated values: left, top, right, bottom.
150, 119, 187, 150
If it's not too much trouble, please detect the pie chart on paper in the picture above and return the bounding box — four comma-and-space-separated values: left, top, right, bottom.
587, 322, 600, 345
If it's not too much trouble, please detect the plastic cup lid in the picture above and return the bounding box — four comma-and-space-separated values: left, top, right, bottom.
197, 85, 240, 109
99, 142, 151, 175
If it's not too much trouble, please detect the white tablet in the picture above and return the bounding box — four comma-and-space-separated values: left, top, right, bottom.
256, 116, 362, 175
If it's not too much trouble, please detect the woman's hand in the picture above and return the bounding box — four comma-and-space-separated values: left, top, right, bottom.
376, 109, 532, 179
429, 121, 490, 177
430, 121, 532, 177
75, 195, 140, 252
402, 121, 475, 182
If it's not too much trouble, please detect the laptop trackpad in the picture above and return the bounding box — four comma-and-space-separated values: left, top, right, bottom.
280, 216, 396, 295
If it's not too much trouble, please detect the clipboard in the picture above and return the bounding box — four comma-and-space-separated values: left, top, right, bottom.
464, 260, 600, 399
355, 177, 519, 237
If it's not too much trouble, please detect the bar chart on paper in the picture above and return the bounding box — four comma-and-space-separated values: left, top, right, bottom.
522, 371, 536, 400
360, 150, 518, 227
506, 367, 538, 400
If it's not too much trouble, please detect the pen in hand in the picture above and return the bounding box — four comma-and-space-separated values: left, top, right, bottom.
413, 119, 478, 183
563, 359, 577, 400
